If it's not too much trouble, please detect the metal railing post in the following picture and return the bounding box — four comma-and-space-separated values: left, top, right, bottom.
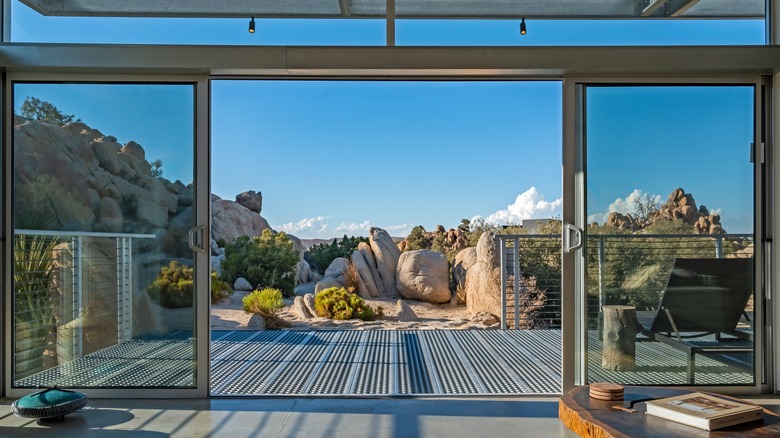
598, 235, 605, 340
72, 236, 83, 358
117, 237, 133, 343
715, 235, 724, 258
513, 237, 521, 330
499, 237, 507, 330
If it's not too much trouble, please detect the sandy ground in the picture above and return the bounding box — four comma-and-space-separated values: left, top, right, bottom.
210, 286, 496, 331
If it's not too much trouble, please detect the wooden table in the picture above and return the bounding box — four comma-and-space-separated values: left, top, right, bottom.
559, 385, 780, 437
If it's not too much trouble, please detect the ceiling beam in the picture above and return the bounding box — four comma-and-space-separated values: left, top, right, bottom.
338, 0, 351, 17
0, 44, 777, 77
640, 0, 666, 17
666, 0, 702, 17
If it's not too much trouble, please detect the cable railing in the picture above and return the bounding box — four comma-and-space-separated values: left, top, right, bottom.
13, 229, 155, 378
496, 233, 753, 330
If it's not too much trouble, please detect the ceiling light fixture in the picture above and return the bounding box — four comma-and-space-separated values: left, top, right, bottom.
520, 18, 527, 35
249, 17, 255, 34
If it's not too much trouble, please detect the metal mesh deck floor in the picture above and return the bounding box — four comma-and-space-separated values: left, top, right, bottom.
210, 329, 563, 396
586, 331, 753, 385
15, 329, 752, 394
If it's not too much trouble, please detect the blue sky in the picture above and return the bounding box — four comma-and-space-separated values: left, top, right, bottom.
10, 2, 763, 237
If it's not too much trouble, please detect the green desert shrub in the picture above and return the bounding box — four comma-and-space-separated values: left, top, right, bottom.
221, 230, 299, 297
211, 272, 233, 303
304, 235, 368, 275
147, 261, 194, 308
314, 287, 374, 321
242, 287, 287, 329
148, 261, 233, 308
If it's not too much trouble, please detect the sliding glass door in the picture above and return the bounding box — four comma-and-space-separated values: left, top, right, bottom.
576, 82, 762, 389
6, 79, 210, 397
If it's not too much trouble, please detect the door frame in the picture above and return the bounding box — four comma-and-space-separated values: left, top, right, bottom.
3, 73, 211, 398
563, 76, 767, 395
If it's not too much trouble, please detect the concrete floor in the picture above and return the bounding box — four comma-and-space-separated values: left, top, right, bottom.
0, 397, 579, 438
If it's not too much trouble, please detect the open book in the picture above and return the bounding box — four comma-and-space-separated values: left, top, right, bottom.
645, 392, 763, 431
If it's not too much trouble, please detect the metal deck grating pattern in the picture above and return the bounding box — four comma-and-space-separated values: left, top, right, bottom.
16, 329, 751, 394
16, 333, 196, 388
586, 331, 753, 385
210, 329, 563, 396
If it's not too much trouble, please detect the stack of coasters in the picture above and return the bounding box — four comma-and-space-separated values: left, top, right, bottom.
11, 387, 88, 420
589, 382, 624, 401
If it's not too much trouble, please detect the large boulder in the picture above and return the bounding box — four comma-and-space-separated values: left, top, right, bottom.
94, 196, 123, 232
292, 296, 313, 319
357, 242, 385, 294
369, 227, 401, 297
465, 232, 502, 316
297, 259, 312, 284
396, 250, 451, 304
121, 140, 146, 160
234, 277, 252, 291
315, 277, 344, 293
324, 257, 349, 281
351, 249, 381, 298
135, 196, 168, 229
210, 199, 271, 244
235, 190, 263, 214
452, 247, 477, 292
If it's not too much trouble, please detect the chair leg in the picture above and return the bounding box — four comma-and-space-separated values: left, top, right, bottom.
687, 352, 696, 384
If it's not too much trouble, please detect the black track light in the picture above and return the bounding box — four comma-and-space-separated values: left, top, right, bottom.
520, 18, 527, 35
249, 17, 255, 34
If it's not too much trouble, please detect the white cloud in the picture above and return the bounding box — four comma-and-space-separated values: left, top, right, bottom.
274, 217, 412, 239
275, 216, 330, 235
587, 189, 662, 225
334, 221, 372, 234
475, 187, 562, 225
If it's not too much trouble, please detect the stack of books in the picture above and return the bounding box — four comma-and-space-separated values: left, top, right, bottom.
645, 392, 763, 431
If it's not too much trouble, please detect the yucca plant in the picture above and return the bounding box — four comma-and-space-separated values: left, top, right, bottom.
14, 233, 60, 377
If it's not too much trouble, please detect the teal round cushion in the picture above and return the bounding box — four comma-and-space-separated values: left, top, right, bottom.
11, 388, 88, 419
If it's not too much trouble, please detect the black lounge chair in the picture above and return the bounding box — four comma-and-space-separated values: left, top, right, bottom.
639, 257, 753, 384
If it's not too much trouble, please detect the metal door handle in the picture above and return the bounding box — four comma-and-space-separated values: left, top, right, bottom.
564, 223, 583, 253
188, 225, 208, 254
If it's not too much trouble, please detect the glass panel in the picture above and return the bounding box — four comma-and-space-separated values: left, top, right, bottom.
210, 80, 563, 395
584, 85, 755, 386
11, 1, 385, 45
11, 0, 764, 45
12, 83, 197, 388
397, 19, 765, 46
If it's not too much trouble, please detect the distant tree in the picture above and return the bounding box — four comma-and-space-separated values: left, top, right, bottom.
20, 96, 81, 126
303, 235, 367, 275
150, 159, 164, 177
633, 193, 660, 224
405, 225, 432, 251
457, 218, 471, 235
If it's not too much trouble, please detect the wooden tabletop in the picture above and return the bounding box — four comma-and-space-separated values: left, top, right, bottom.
559, 385, 780, 438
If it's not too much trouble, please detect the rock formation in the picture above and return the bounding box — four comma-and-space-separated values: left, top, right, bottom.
235, 190, 262, 214
605, 188, 726, 234
369, 227, 402, 297
464, 232, 502, 317
396, 250, 451, 304
351, 249, 381, 297
210, 199, 271, 247
312, 227, 455, 303
452, 247, 477, 293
